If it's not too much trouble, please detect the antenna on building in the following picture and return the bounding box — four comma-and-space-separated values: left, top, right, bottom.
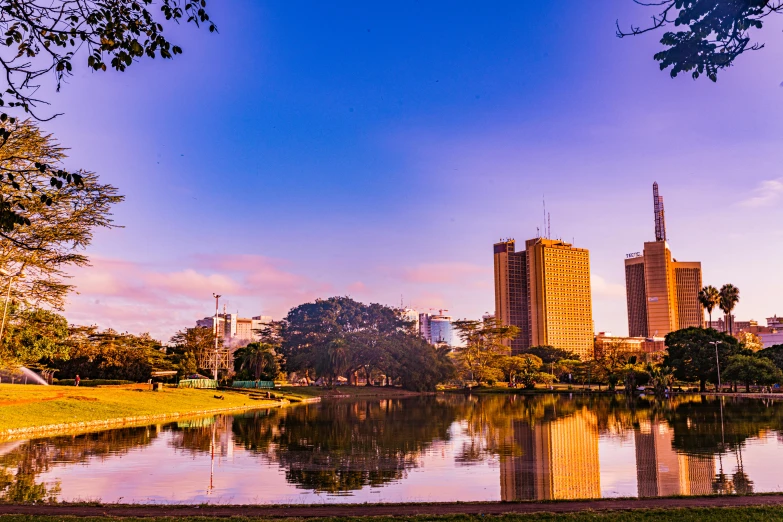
536, 226, 540, 238
653, 181, 667, 242
543, 195, 546, 238
547, 212, 550, 240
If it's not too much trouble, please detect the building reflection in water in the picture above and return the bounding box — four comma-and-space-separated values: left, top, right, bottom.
500, 408, 601, 500
634, 419, 714, 497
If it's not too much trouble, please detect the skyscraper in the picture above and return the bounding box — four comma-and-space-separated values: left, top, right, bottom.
493, 239, 530, 353
624, 183, 703, 338
494, 237, 593, 358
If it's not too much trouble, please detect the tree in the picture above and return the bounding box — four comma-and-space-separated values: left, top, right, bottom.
663, 327, 743, 392
617, 1, 782, 81
0, 306, 69, 369
737, 331, 763, 353
719, 284, 740, 335
234, 343, 281, 382
523, 345, 579, 364
699, 285, 720, 327
0, 1, 214, 230
451, 318, 518, 385
757, 344, 783, 370
723, 354, 782, 392
515, 353, 555, 390
46, 327, 167, 381
0, 121, 122, 307
646, 364, 674, 397
170, 326, 220, 374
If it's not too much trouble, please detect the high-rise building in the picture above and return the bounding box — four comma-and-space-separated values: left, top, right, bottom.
196, 313, 272, 346
624, 183, 703, 337
493, 239, 530, 353
494, 237, 593, 359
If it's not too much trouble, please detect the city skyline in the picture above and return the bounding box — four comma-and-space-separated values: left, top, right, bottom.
51, 3, 783, 341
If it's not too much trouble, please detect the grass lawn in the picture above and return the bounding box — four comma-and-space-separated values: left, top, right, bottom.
0, 384, 292, 435
2, 507, 783, 521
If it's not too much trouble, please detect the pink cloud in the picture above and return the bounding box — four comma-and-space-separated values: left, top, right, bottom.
64, 254, 333, 341
400, 262, 490, 284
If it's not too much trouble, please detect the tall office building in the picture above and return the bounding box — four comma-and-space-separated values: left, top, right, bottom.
493, 239, 530, 353
494, 237, 593, 358
624, 183, 703, 337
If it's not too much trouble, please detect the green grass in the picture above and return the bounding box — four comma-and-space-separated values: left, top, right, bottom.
0, 384, 293, 434
3, 507, 783, 521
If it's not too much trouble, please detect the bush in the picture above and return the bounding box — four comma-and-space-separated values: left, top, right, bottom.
54, 379, 134, 387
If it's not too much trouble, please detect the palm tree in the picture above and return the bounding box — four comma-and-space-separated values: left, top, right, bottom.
698, 285, 720, 328
237, 342, 279, 381
719, 284, 740, 335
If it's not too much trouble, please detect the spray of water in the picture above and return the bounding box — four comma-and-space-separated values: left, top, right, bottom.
0, 367, 48, 385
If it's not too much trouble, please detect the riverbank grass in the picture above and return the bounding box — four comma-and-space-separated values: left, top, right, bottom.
0, 384, 293, 434
3, 506, 783, 521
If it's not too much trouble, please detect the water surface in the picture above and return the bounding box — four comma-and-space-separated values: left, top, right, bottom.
1, 393, 782, 504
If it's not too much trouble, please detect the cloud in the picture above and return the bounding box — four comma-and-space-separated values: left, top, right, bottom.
64, 255, 332, 341
591, 274, 626, 299
739, 177, 783, 208
400, 263, 490, 284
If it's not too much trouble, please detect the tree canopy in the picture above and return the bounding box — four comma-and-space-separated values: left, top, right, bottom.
618, 1, 783, 81
281, 297, 452, 391
0, 121, 122, 307
0, 305, 69, 369
663, 327, 744, 391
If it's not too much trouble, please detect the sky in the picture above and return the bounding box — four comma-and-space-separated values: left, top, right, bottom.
31, 1, 783, 341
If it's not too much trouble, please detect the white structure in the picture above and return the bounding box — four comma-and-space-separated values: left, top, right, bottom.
196, 313, 273, 346
398, 308, 419, 333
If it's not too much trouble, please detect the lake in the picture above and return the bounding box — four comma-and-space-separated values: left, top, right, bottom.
1, 393, 782, 504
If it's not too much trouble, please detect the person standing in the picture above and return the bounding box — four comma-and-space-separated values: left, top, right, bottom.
75, 375, 80, 387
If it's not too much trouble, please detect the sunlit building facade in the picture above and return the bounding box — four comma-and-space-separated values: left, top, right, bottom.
624, 184, 703, 338
493, 237, 594, 358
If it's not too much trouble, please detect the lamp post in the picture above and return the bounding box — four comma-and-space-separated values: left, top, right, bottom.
212, 293, 221, 382
0, 269, 23, 343
710, 341, 722, 392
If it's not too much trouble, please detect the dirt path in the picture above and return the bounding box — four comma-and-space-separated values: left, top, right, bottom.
3, 495, 783, 518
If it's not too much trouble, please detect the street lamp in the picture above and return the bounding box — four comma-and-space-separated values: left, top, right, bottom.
212, 293, 221, 382
0, 269, 23, 343
710, 341, 722, 392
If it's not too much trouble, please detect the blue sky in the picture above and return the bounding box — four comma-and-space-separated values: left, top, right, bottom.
36, 2, 783, 340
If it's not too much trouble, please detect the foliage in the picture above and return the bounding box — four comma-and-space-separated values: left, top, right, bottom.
719, 284, 740, 335
757, 344, 783, 370
234, 342, 281, 382
515, 354, 555, 389
0, 305, 69, 369
451, 317, 518, 384
723, 354, 782, 392
170, 326, 219, 374
44, 327, 168, 381
522, 345, 579, 364
699, 285, 720, 325
663, 327, 744, 391
617, 1, 783, 81
0, 121, 123, 306
281, 297, 451, 391
646, 364, 674, 397
737, 331, 763, 352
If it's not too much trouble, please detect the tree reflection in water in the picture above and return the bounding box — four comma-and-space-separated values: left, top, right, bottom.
1, 394, 782, 501
231, 398, 458, 493
0, 426, 159, 502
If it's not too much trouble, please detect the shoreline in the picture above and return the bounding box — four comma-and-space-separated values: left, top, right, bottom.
0, 385, 320, 442
2, 494, 783, 518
